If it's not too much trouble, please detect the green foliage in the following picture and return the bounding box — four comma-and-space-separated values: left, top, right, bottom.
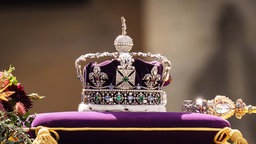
0, 111, 34, 144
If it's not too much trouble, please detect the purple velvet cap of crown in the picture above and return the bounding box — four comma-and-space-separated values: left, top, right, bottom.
83, 58, 164, 88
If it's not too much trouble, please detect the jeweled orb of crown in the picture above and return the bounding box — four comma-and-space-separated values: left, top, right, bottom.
75, 17, 172, 112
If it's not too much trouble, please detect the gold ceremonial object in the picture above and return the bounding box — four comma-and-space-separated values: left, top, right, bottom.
182, 95, 256, 119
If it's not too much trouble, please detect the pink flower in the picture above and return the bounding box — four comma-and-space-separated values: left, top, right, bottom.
0, 72, 10, 89
0, 103, 5, 112
15, 102, 26, 115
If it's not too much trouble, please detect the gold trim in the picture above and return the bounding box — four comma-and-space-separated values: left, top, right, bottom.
27, 127, 223, 132
25, 126, 248, 144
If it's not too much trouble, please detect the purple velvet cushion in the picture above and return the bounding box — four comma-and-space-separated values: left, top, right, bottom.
31, 111, 230, 144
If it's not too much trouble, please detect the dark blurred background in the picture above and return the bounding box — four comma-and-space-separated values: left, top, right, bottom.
0, 0, 256, 143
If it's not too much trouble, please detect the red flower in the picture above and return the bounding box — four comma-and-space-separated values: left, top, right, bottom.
3, 84, 32, 112
17, 83, 24, 91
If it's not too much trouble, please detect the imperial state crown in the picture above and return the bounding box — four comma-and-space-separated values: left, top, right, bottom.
75, 17, 172, 112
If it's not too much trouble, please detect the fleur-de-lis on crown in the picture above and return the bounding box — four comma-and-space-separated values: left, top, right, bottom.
143, 66, 161, 89
89, 65, 108, 88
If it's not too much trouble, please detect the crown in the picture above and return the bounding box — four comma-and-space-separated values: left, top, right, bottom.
75, 17, 172, 112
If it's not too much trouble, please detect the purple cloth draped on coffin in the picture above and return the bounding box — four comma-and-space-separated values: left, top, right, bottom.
31, 111, 230, 144
84, 59, 164, 88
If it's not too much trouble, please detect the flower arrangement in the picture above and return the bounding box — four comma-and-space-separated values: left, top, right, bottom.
0, 66, 44, 144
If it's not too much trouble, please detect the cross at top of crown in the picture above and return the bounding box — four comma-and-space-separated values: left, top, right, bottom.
121, 16, 127, 36
114, 16, 133, 53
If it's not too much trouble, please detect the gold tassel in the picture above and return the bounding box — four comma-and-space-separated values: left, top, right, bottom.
214, 127, 248, 144
32, 127, 59, 144
230, 129, 248, 144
